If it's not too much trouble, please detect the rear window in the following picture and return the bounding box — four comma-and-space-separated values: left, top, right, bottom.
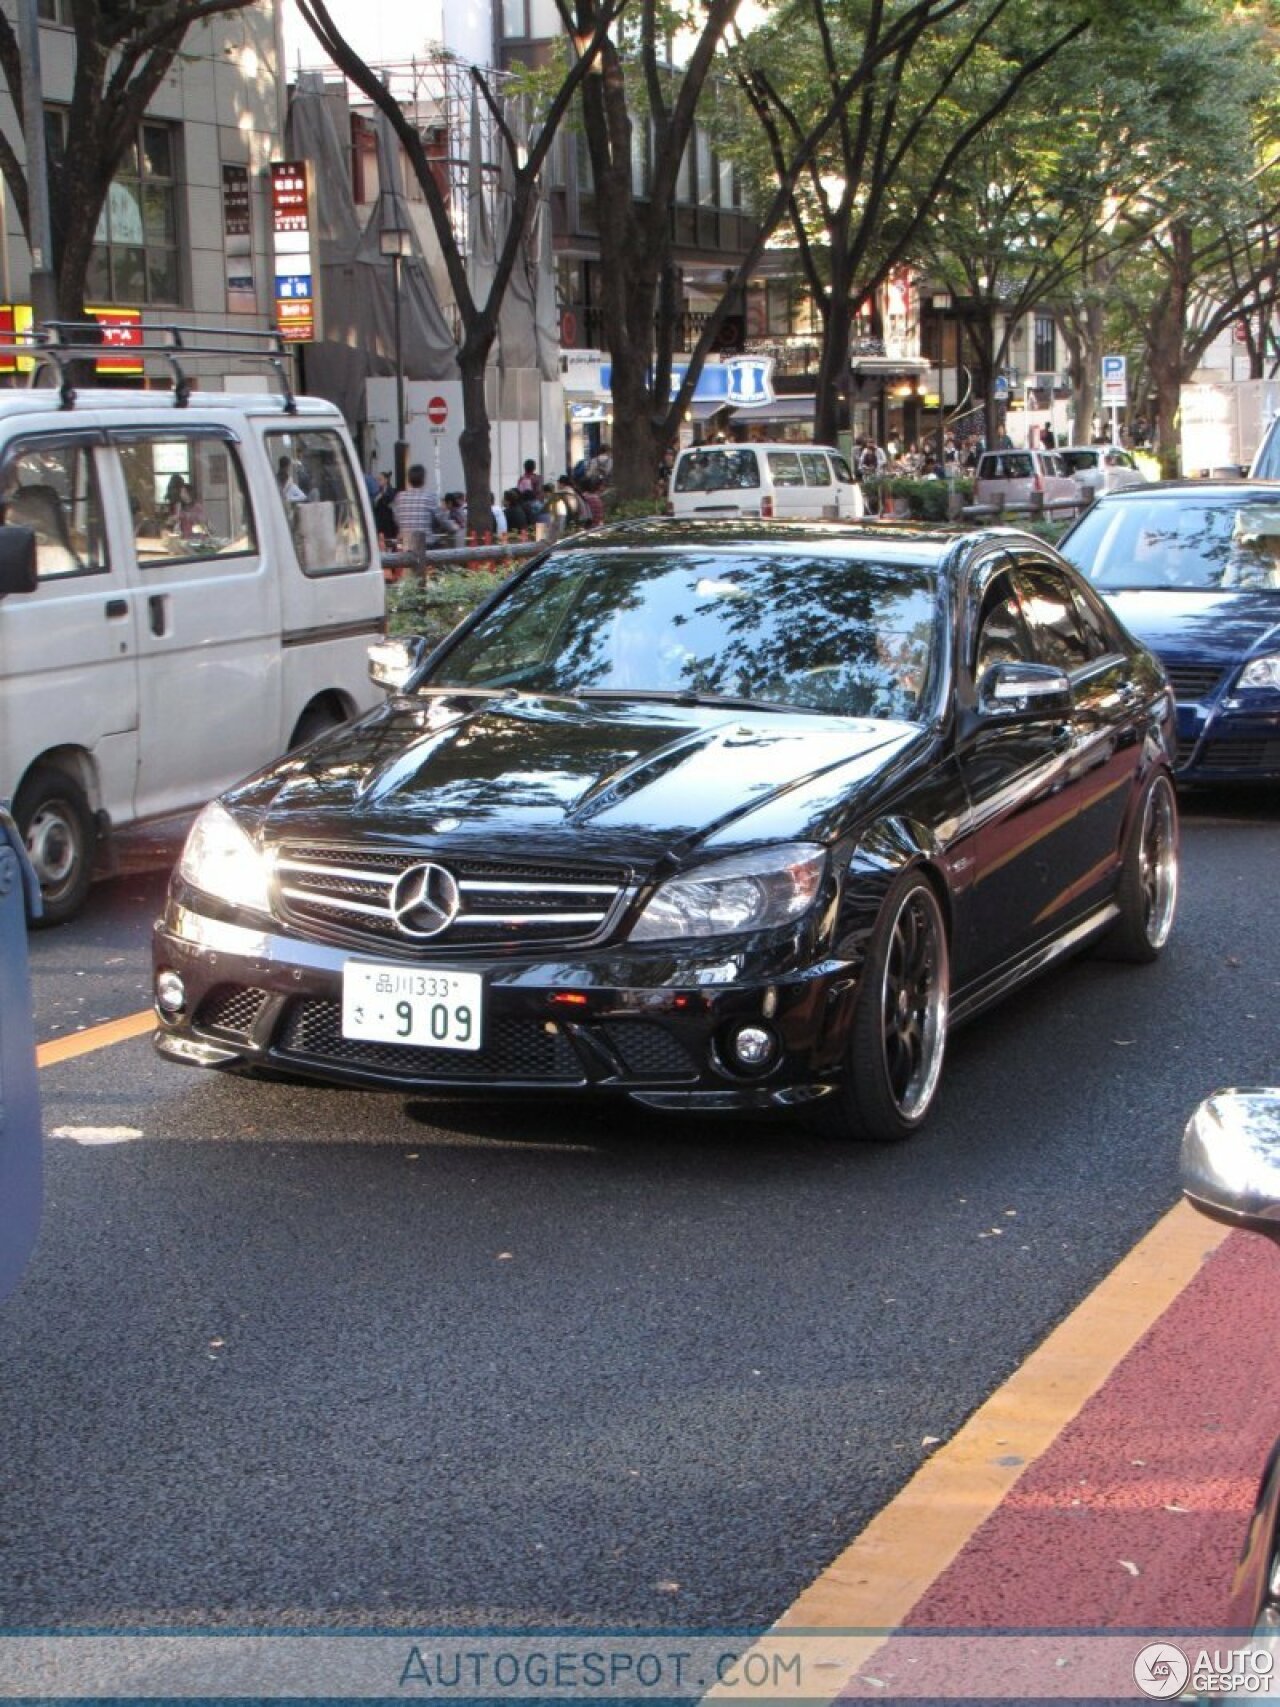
674, 448, 760, 493
980, 453, 1034, 480
1060, 451, 1099, 473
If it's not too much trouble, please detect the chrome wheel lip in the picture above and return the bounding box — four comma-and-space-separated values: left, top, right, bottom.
1140, 778, 1178, 951
878, 886, 950, 1123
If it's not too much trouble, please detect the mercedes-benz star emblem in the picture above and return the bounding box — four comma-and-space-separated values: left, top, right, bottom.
389, 862, 461, 939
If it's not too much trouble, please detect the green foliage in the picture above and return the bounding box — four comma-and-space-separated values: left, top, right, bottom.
865, 476, 974, 522
385, 566, 513, 644
601, 492, 665, 522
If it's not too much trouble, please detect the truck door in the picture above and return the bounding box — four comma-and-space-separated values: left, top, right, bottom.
0, 432, 140, 831
109, 426, 283, 821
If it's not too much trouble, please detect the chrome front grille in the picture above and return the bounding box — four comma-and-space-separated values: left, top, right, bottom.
272, 842, 630, 952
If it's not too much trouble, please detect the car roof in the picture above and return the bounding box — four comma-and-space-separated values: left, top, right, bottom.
1087, 478, 1280, 500
544, 515, 1049, 565
674, 442, 844, 455
0, 388, 341, 421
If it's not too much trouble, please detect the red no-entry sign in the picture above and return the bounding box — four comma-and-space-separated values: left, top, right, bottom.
427, 396, 448, 428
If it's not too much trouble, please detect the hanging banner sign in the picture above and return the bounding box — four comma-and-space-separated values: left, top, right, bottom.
221, 164, 256, 313
270, 161, 316, 343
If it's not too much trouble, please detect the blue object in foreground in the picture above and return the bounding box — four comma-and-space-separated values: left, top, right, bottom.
0, 805, 42, 1302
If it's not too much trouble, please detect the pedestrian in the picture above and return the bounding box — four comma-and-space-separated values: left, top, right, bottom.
372, 471, 398, 546
578, 477, 604, 525
586, 442, 612, 485
393, 463, 444, 563
516, 459, 544, 516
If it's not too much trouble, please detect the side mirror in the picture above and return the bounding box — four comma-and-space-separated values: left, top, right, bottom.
977, 660, 1072, 719
1180, 1088, 1280, 1236
368, 633, 430, 693
0, 525, 37, 598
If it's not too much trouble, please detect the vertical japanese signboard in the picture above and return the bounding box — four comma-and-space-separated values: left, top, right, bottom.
270, 161, 316, 343
221, 164, 256, 313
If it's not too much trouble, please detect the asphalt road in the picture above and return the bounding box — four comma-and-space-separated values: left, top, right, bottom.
3, 792, 1278, 1636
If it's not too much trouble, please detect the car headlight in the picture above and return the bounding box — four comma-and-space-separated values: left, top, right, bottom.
1238, 652, 1280, 691
630, 843, 826, 942
178, 801, 273, 913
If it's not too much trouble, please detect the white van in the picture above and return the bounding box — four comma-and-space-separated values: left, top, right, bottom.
0, 368, 385, 922
669, 442, 865, 520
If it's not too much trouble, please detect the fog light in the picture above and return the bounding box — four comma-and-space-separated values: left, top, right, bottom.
731, 1025, 777, 1069
155, 970, 186, 1014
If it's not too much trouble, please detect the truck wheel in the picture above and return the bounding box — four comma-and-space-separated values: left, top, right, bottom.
13, 766, 96, 926
289, 702, 346, 749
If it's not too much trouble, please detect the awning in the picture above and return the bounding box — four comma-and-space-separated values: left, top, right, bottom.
731, 395, 817, 424
690, 399, 735, 420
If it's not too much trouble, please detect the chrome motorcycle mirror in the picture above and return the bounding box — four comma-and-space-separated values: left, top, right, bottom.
1180, 1089, 1280, 1236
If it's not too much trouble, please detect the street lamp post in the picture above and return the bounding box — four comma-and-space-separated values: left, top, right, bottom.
379, 210, 413, 490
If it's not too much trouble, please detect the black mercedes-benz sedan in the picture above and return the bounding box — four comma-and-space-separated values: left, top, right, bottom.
153, 520, 1178, 1142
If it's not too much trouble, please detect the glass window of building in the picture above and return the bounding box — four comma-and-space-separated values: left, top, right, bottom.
69, 119, 183, 306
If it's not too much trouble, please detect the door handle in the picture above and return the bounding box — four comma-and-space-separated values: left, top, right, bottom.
104, 598, 128, 619
148, 594, 167, 637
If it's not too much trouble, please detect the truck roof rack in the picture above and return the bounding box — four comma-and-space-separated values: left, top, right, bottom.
0, 323, 299, 413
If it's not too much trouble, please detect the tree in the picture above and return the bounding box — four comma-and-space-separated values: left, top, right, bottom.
0, 0, 257, 322
559, 0, 1009, 499
1052, 0, 1280, 446
296, 0, 623, 531
733, 0, 1091, 447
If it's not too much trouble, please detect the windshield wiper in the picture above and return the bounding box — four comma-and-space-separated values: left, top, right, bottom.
572, 686, 797, 713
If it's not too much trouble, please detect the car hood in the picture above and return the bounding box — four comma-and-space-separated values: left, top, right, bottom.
1105, 588, 1280, 665
230, 693, 923, 868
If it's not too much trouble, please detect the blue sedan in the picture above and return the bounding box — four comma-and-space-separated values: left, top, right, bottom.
1060, 481, 1280, 782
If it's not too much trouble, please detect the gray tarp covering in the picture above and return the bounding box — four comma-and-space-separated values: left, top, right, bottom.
286, 73, 457, 430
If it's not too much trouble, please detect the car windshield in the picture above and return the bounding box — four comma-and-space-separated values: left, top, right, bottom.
431, 548, 940, 721
1061, 498, 1280, 591
673, 449, 760, 493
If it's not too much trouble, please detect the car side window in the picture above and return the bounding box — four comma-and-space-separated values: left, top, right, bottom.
0, 439, 108, 580
974, 570, 1035, 678
799, 452, 832, 487
767, 451, 804, 487
1014, 561, 1094, 672
265, 428, 371, 574
116, 433, 257, 568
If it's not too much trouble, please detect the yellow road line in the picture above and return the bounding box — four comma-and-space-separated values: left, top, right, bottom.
706, 1199, 1231, 1700
36, 1009, 154, 1068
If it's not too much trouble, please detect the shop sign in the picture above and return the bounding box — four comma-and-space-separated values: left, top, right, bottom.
270, 161, 316, 343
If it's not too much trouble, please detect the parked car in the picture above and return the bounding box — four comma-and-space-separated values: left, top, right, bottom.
1058, 481, 1280, 782
668, 443, 864, 521
1180, 1087, 1280, 1636
0, 333, 385, 922
153, 518, 1177, 1143
1057, 444, 1147, 497
973, 448, 1080, 511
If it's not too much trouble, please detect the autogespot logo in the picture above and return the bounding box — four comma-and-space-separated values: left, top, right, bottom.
390, 862, 461, 939
1134, 1642, 1191, 1699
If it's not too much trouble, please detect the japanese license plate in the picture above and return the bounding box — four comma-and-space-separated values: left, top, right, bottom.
341, 961, 484, 1051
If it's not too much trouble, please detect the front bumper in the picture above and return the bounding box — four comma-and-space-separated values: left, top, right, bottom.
152, 900, 863, 1112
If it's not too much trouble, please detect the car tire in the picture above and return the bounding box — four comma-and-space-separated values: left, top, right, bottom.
13, 765, 96, 927
1097, 771, 1179, 964
817, 872, 950, 1143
